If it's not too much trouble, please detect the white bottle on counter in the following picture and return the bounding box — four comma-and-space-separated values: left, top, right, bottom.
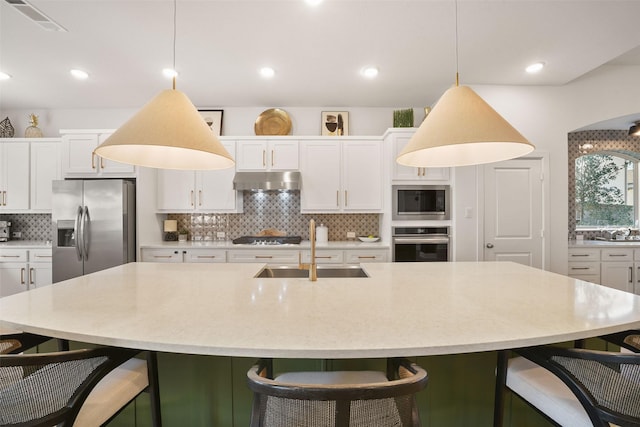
316, 223, 328, 245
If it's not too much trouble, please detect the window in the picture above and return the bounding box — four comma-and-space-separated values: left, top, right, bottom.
575, 153, 636, 228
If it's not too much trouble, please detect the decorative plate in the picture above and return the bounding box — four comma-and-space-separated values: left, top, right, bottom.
254, 108, 292, 135
358, 236, 380, 242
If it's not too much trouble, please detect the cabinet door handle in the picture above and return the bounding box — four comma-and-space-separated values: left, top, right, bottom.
100, 157, 105, 170
336, 190, 339, 207
190, 190, 195, 207
29, 268, 35, 285
255, 255, 273, 259
271, 150, 275, 167
20, 268, 25, 285
630, 266, 633, 283
263, 150, 266, 167
344, 190, 348, 207
199, 190, 202, 206
91, 151, 96, 169
2, 190, 6, 206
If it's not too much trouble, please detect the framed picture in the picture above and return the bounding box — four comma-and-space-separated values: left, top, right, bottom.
198, 109, 224, 136
321, 111, 349, 136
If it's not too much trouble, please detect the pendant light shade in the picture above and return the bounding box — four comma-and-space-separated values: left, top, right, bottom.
396, 85, 534, 168
95, 89, 234, 170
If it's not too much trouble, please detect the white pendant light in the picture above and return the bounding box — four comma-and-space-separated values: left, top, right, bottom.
94, 0, 234, 170
396, 0, 534, 168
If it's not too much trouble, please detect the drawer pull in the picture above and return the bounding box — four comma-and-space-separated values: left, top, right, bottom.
570, 254, 590, 257
358, 256, 377, 259
196, 256, 216, 259
607, 254, 628, 257
1, 255, 21, 258
255, 255, 273, 259
316, 256, 333, 259
34, 255, 52, 259
153, 255, 174, 259
571, 267, 591, 270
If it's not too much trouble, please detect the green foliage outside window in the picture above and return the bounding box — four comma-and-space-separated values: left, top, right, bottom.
575, 154, 634, 227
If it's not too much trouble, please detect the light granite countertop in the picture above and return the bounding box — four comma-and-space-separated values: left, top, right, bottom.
569, 239, 640, 248
1, 261, 639, 358
140, 240, 390, 250
0, 240, 52, 249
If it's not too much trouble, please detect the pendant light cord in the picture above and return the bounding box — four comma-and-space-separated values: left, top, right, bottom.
454, 0, 459, 86
172, 0, 177, 90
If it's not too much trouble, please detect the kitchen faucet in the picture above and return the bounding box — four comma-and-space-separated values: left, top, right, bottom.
298, 219, 317, 281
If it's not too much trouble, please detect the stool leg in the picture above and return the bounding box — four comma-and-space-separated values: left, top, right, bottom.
147, 351, 162, 427
493, 350, 508, 427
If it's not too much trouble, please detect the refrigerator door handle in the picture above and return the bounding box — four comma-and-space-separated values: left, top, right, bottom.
82, 206, 91, 260
75, 206, 83, 261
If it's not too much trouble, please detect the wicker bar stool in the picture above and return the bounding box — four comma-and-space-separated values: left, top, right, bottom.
493, 330, 640, 427
247, 358, 428, 427
0, 333, 162, 427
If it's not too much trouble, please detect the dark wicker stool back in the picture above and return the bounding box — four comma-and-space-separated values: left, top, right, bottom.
0, 346, 139, 427
247, 358, 428, 427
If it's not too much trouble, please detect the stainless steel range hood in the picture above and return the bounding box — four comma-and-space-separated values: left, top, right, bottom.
233, 171, 301, 191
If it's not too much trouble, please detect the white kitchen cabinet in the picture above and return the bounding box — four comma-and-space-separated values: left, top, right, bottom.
0, 141, 29, 211
567, 248, 600, 284
344, 249, 388, 264
389, 132, 449, 181
141, 248, 226, 263
30, 141, 61, 211
601, 261, 634, 293
227, 249, 299, 264
236, 139, 298, 171
157, 141, 241, 212
61, 131, 136, 177
0, 248, 51, 297
301, 249, 344, 264
300, 139, 383, 213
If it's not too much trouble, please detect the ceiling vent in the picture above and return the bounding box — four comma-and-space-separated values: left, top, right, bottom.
5, 0, 67, 32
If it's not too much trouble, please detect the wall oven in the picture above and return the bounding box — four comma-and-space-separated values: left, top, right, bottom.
392, 227, 450, 262
392, 185, 450, 220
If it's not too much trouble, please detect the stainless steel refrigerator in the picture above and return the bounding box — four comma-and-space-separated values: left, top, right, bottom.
52, 179, 135, 283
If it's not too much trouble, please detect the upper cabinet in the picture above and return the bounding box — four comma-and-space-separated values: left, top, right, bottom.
0, 138, 61, 213
387, 130, 449, 181
299, 139, 383, 213
60, 131, 136, 177
236, 139, 298, 171
0, 141, 30, 211
157, 141, 242, 213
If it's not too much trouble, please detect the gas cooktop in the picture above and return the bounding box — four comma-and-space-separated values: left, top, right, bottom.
232, 236, 302, 245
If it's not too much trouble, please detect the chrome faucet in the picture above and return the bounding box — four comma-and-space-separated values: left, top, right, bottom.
298, 219, 317, 281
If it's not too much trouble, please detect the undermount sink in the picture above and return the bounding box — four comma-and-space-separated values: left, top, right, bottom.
255, 266, 369, 278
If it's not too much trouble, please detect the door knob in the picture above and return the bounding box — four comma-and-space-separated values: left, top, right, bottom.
486, 243, 494, 248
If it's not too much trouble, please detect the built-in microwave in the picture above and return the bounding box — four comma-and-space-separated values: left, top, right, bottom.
392, 185, 450, 220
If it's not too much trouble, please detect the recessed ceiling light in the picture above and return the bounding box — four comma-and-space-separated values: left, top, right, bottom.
70, 69, 89, 80
0, 71, 11, 80
162, 68, 178, 79
305, 0, 323, 6
361, 66, 379, 79
260, 67, 275, 78
525, 62, 545, 74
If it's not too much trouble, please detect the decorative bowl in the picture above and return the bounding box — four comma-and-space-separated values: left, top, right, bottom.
358, 236, 380, 242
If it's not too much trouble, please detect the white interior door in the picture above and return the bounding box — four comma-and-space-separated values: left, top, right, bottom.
484, 159, 544, 268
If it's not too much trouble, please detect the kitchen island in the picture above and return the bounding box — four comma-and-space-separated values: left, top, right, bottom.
1, 261, 639, 358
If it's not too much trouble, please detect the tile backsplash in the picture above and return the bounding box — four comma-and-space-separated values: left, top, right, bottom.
0, 214, 52, 241
2, 192, 380, 243
168, 191, 380, 241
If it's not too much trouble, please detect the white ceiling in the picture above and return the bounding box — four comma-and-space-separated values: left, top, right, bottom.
1, 0, 640, 128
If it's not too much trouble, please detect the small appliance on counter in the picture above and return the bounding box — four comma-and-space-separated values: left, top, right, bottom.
0, 221, 11, 242
163, 219, 178, 241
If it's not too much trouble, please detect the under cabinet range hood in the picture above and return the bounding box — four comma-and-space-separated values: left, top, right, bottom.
233, 171, 301, 191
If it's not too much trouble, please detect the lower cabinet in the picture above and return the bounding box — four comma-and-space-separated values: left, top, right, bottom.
568, 246, 639, 294
0, 248, 52, 298
227, 250, 299, 265
140, 248, 226, 263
